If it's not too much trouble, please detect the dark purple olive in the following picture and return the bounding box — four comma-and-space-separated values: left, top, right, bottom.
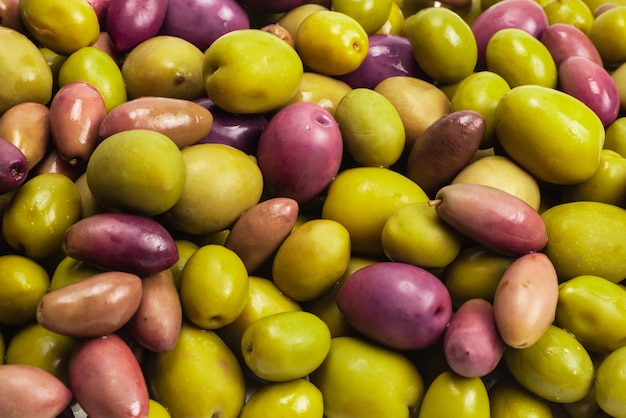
159, 0, 250, 51
0, 137, 28, 194
239, 0, 305, 12
337, 34, 425, 90
194, 98, 267, 155
106, 0, 168, 52
63, 212, 179, 276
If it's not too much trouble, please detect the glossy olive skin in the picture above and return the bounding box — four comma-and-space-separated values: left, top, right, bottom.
442, 246, 515, 309
225, 197, 299, 273
337, 34, 423, 89
2, 173, 81, 260
493, 252, 559, 349
418, 371, 490, 417
336, 261, 453, 350
433, 183, 548, 257
559, 55, 620, 126
146, 324, 246, 418
5, 322, 76, 384
0, 101, 50, 169
541, 201, 626, 283
37, 271, 143, 338
494, 85, 604, 185
241, 311, 331, 382
595, 345, 626, 416
63, 212, 179, 276
256, 102, 343, 204
49, 81, 107, 166
106, 0, 168, 52
486, 28, 557, 88
471, 0, 549, 69
99, 96, 214, 149
443, 298, 504, 378
334, 87, 405, 168
407, 110, 485, 196
504, 325, 595, 403
556, 275, 626, 354
0, 28, 53, 115
408, 6, 478, 84
126, 269, 182, 353
588, 6, 626, 68
0, 138, 27, 194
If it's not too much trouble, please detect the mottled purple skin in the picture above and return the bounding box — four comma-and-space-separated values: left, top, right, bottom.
540, 23, 603, 67
337, 34, 425, 90
443, 298, 504, 378
559, 56, 620, 127
106, 0, 168, 52
0, 137, 28, 194
194, 97, 267, 155
336, 262, 453, 351
160, 0, 250, 51
256, 102, 343, 204
63, 212, 179, 277
239, 0, 305, 12
471, 0, 548, 69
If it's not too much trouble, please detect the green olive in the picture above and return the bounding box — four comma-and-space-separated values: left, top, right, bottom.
495, 85, 604, 185
556, 275, 626, 354
542, 0, 594, 34
450, 71, 511, 148
0, 27, 53, 115
486, 28, 557, 88
442, 246, 515, 309
595, 345, 626, 416
408, 7, 478, 84
504, 325, 595, 403
331, 0, 393, 33
418, 371, 490, 417
489, 377, 553, 418
2, 173, 81, 260
605, 117, 626, 157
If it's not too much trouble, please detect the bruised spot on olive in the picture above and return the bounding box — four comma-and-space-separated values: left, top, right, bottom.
174, 72, 185, 86
10, 164, 25, 181
315, 113, 333, 127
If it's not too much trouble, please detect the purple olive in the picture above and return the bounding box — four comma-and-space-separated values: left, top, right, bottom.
86, 0, 111, 29
159, 0, 250, 51
194, 98, 267, 155
256, 102, 343, 204
0, 137, 28, 194
106, 0, 168, 52
337, 34, 425, 90
336, 261, 453, 350
63, 212, 179, 276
